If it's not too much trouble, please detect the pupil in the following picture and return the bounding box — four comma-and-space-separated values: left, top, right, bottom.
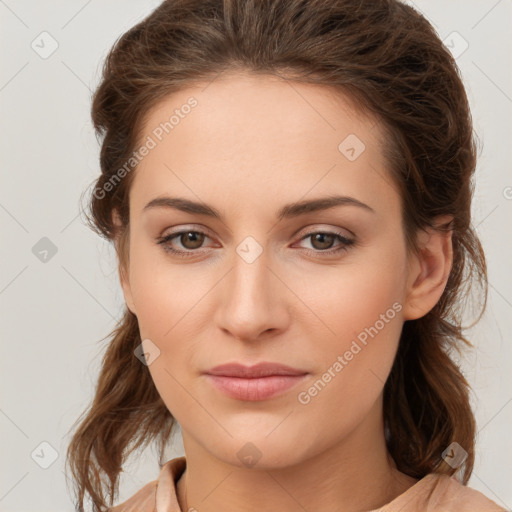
183, 232, 203, 249
314, 233, 333, 250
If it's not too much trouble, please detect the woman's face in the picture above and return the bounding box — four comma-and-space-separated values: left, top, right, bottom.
120, 71, 417, 468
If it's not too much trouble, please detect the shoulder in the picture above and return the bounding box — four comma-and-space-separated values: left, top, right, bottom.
381, 473, 508, 512
427, 474, 507, 511
107, 479, 158, 512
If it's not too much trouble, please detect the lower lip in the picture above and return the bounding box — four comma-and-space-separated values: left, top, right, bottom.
206, 374, 308, 401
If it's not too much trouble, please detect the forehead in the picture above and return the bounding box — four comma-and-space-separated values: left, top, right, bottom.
130, 71, 399, 219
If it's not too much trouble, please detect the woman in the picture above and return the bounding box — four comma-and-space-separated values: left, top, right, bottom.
66, 0, 506, 510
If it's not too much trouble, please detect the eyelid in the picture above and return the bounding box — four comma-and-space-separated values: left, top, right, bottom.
160, 224, 215, 239
294, 223, 354, 240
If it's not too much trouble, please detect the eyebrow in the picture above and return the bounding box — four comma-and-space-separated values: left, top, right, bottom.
143, 194, 376, 221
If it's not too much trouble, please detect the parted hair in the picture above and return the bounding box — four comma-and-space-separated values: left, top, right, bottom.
65, 0, 487, 510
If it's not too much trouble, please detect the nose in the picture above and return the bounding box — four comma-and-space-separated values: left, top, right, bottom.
214, 248, 289, 343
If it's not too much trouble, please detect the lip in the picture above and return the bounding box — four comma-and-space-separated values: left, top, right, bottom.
204, 362, 308, 401
206, 362, 307, 378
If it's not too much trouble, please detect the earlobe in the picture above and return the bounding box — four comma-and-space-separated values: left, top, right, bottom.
402, 216, 454, 321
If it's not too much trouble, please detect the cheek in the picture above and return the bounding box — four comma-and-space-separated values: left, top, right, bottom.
294, 243, 407, 410
300, 239, 407, 348
127, 246, 205, 418
127, 239, 202, 338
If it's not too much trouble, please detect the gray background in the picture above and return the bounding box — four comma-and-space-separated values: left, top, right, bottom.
1, 1, 511, 510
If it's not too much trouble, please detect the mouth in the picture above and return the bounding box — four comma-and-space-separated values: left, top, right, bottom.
204, 362, 308, 401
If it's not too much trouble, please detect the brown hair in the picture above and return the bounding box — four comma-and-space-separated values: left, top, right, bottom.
65, 0, 487, 510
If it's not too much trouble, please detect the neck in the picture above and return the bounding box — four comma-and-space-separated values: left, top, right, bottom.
176, 401, 417, 512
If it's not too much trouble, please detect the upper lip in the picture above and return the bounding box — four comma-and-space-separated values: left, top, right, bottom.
206, 362, 308, 378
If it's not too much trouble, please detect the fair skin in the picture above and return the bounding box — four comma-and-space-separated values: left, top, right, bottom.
117, 71, 453, 512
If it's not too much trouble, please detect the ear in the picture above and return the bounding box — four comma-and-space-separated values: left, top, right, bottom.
112, 209, 137, 316
402, 215, 453, 321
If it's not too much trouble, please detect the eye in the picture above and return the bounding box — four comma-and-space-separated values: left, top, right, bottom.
156, 229, 213, 257
296, 230, 355, 256
156, 227, 356, 258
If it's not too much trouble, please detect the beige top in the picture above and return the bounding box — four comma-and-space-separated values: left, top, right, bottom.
109, 456, 507, 512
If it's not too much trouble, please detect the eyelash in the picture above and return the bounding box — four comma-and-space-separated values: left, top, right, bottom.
156, 228, 355, 259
